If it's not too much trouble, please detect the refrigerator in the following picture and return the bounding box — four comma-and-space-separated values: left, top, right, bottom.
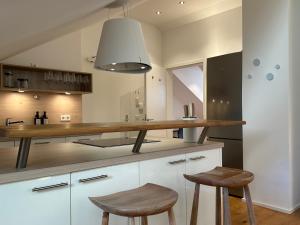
206, 52, 243, 197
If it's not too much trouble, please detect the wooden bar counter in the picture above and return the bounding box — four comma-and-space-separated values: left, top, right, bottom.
0, 120, 245, 138
0, 119, 245, 169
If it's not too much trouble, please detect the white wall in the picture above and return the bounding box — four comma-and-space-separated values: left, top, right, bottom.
2, 31, 82, 71
243, 0, 292, 212
290, 0, 300, 209
172, 75, 203, 120
162, 7, 242, 68
172, 66, 204, 102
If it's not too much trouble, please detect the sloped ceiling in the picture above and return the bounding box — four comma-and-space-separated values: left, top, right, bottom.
0, 0, 143, 60
0, 0, 240, 60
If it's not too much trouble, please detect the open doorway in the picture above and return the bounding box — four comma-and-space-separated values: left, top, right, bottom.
169, 63, 204, 138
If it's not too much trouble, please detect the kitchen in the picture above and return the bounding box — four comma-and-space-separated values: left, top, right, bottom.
0, 0, 299, 225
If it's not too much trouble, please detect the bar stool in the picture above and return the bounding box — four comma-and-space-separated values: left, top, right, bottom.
184, 166, 256, 225
89, 183, 178, 225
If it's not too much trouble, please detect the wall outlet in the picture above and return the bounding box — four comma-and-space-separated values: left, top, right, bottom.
60, 114, 71, 122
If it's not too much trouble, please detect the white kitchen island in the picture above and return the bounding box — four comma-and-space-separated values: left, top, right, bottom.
0, 139, 223, 225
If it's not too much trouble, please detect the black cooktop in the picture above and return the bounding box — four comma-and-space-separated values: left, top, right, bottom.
74, 138, 160, 148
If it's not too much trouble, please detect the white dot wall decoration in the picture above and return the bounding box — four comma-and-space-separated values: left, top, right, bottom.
275, 64, 281, 70
266, 73, 274, 81
253, 58, 261, 67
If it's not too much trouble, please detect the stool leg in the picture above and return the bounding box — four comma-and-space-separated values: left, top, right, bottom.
168, 208, 176, 225
222, 188, 232, 225
102, 212, 109, 225
244, 185, 256, 225
216, 187, 221, 225
190, 184, 200, 225
129, 217, 135, 225
141, 217, 148, 225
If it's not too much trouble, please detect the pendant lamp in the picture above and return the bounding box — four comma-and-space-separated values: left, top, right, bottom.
95, 17, 152, 73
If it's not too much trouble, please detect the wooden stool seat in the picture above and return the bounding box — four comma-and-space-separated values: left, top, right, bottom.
184, 166, 254, 188
184, 167, 256, 225
89, 183, 178, 218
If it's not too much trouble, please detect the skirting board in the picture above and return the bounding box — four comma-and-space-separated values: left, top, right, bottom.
241, 198, 299, 214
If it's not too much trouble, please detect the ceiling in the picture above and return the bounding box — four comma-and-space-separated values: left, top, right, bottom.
0, 0, 144, 60
129, 0, 242, 30
0, 0, 241, 60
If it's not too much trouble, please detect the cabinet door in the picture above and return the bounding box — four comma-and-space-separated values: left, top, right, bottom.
140, 154, 186, 225
0, 174, 70, 225
71, 163, 139, 225
185, 149, 222, 225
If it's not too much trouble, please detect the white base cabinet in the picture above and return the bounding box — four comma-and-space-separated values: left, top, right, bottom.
0, 174, 70, 225
140, 154, 187, 225
0, 147, 222, 225
140, 149, 222, 225
71, 163, 139, 225
186, 150, 222, 225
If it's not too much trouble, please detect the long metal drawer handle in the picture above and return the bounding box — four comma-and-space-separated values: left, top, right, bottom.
32, 182, 69, 192
189, 156, 206, 161
168, 159, 186, 165
79, 175, 108, 183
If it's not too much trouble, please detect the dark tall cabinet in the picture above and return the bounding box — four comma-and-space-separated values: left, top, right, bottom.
206, 52, 243, 197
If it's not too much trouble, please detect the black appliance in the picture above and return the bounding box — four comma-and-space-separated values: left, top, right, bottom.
206, 52, 243, 197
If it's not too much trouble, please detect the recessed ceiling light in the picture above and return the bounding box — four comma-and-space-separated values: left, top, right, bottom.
65, 92, 71, 95
111, 63, 117, 65
179, 1, 185, 4
110, 68, 116, 71
17, 89, 24, 93
156, 11, 162, 15
141, 66, 146, 69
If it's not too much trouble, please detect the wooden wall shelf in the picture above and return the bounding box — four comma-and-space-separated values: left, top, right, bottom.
0, 64, 92, 94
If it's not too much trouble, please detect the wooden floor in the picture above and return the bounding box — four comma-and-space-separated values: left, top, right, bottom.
231, 197, 300, 225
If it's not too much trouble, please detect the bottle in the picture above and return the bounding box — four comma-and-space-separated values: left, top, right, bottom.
41, 111, 49, 125
34, 111, 41, 125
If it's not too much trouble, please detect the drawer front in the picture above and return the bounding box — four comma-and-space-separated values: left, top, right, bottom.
0, 174, 70, 225
186, 148, 222, 173
71, 163, 139, 225
140, 154, 187, 225
186, 148, 222, 225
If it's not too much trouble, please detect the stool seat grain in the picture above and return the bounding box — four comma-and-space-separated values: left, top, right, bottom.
184, 166, 254, 188
89, 183, 178, 217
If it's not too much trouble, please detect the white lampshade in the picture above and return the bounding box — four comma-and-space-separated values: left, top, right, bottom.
95, 18, 152, 74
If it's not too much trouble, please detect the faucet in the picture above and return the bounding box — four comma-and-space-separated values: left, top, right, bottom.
5, 118, 24, 127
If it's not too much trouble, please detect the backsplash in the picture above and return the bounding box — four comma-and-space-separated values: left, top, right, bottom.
0, 92, 82, 125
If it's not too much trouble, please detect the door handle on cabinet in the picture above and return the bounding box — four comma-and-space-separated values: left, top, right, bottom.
79, 175, 108, 183
32, 182, 69, 192
189, 156, 206, 161
168, 159, 186, 165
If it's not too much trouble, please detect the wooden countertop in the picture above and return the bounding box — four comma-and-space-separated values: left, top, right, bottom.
0, 139, 223, 184
0, 120, 245, 138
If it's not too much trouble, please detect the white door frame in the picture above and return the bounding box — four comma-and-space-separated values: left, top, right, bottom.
165, 58, 207, 126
